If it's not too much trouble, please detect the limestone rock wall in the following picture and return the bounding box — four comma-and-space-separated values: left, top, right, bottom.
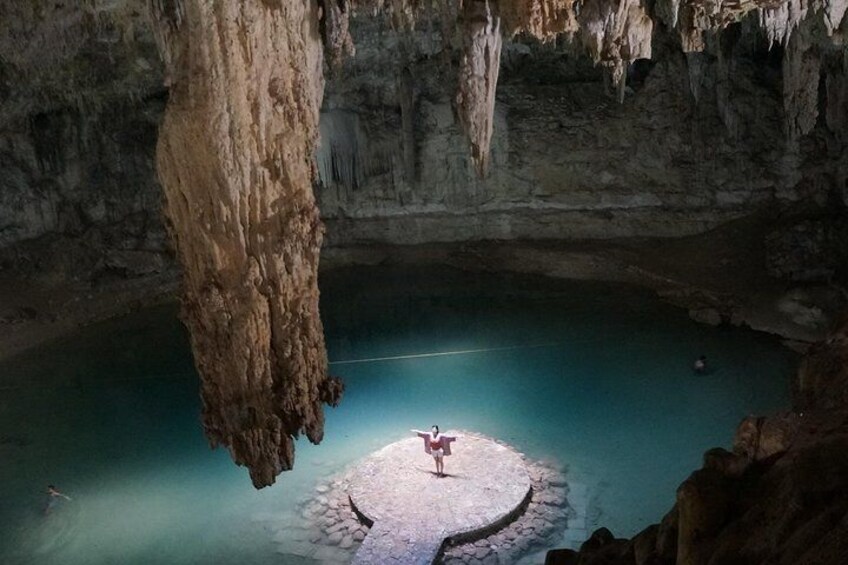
0, 99, 170, 280
0, 1, 169, 278
315, 11, 848, 245
2, 2, 846, 256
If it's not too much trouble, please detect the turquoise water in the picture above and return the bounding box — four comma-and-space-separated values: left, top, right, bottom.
0, 266, 794, 564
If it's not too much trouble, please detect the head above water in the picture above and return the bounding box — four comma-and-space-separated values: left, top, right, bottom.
431, 425, 439, 435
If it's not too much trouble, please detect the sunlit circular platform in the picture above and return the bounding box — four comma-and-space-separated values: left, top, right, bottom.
347, 433, 531, 564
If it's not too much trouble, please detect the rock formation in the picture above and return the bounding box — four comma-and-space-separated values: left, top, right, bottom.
544, 319, 848, 565
456, 0, 503, 177
3, 0, 846, 251
578, 0, 653, 98
149, 0, 342, 488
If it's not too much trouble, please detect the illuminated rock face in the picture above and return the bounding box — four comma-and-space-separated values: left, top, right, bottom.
456, 0, 503, 177
150, 0, 342, 488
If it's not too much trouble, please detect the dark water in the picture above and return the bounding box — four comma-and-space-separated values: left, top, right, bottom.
0, 266, 794, 564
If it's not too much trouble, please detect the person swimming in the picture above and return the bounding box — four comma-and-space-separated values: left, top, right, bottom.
693, 355, 707, 374
411, 425, 457, 478
44, 484, 71, 515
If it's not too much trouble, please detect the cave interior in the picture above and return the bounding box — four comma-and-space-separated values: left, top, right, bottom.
1, 1, 847, 564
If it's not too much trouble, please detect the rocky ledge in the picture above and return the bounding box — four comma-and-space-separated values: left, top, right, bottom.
545, 317, 848, 565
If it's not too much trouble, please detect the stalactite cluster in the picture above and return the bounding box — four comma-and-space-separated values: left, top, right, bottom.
297, 0, 847, 182
578, 0, 653, 96
499, 0, 578, 39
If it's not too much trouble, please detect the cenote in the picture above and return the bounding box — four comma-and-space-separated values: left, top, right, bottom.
0, 266, 795, 564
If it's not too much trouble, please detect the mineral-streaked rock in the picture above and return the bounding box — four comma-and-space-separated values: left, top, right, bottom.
456, 0, 503, 177
151, 0, 342, 488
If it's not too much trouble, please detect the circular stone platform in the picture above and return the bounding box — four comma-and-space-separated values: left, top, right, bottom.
348, 433, 531, 564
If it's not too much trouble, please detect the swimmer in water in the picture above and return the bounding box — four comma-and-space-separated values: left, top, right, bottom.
45, 485, 72, 515
411, 425, 457, 478
693, 355, 707, 374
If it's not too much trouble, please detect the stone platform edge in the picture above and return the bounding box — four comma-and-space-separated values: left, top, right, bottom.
348, 484, 534, 563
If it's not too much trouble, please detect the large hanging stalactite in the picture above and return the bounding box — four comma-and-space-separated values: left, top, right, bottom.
150, 0, 342, 488
456, 0, 503, 178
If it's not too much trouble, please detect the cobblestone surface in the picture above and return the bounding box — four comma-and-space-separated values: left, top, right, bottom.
296, 432, 572, 564
349, 433, 530, 564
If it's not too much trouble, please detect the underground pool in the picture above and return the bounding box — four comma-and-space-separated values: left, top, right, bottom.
0, 265, 795, 564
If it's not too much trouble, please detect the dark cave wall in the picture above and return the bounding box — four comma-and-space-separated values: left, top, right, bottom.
0, 2, 846, 270
0, 1, 170, 279
0, 97, 171, 280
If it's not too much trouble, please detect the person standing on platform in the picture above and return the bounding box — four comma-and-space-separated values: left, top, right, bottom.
412, 425, 457, 478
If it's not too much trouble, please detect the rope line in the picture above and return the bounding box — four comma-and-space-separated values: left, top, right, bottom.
326, 342, 560, 365
0, 333, 649, 392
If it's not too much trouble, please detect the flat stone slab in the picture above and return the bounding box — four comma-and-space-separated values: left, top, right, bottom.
348, 434, 531, 564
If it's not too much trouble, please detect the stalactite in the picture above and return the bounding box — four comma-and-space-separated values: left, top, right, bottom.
782, 23, 821, 140
577, 0, 653, 91
759, 0, 809, 46
825, 51, 848, 139
656, 0, 681, 29
317, 110, 367, 190
456, 0, 502, 178
499, 0, 578, 39
319, 0, 356, 70
686, 51, 706, 103
823, 0, 848, 36
151, 0, 342, 489
398, 66, 417, 182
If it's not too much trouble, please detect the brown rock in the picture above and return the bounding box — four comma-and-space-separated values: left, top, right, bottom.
703, 447, 749, 477
544, 548, 578, 564
655, 504, 678, 560
455, 0, 502, 177
151, 0, 343, 488
795, 316, 848, 411
630, 524, 658, 565
578, 527, 618, 553
734, 413, 801, 462
676, 469, 732, 565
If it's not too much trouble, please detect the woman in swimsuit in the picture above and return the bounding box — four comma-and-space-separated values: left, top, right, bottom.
44, 484, 72, 515
411, 425, 456, 477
